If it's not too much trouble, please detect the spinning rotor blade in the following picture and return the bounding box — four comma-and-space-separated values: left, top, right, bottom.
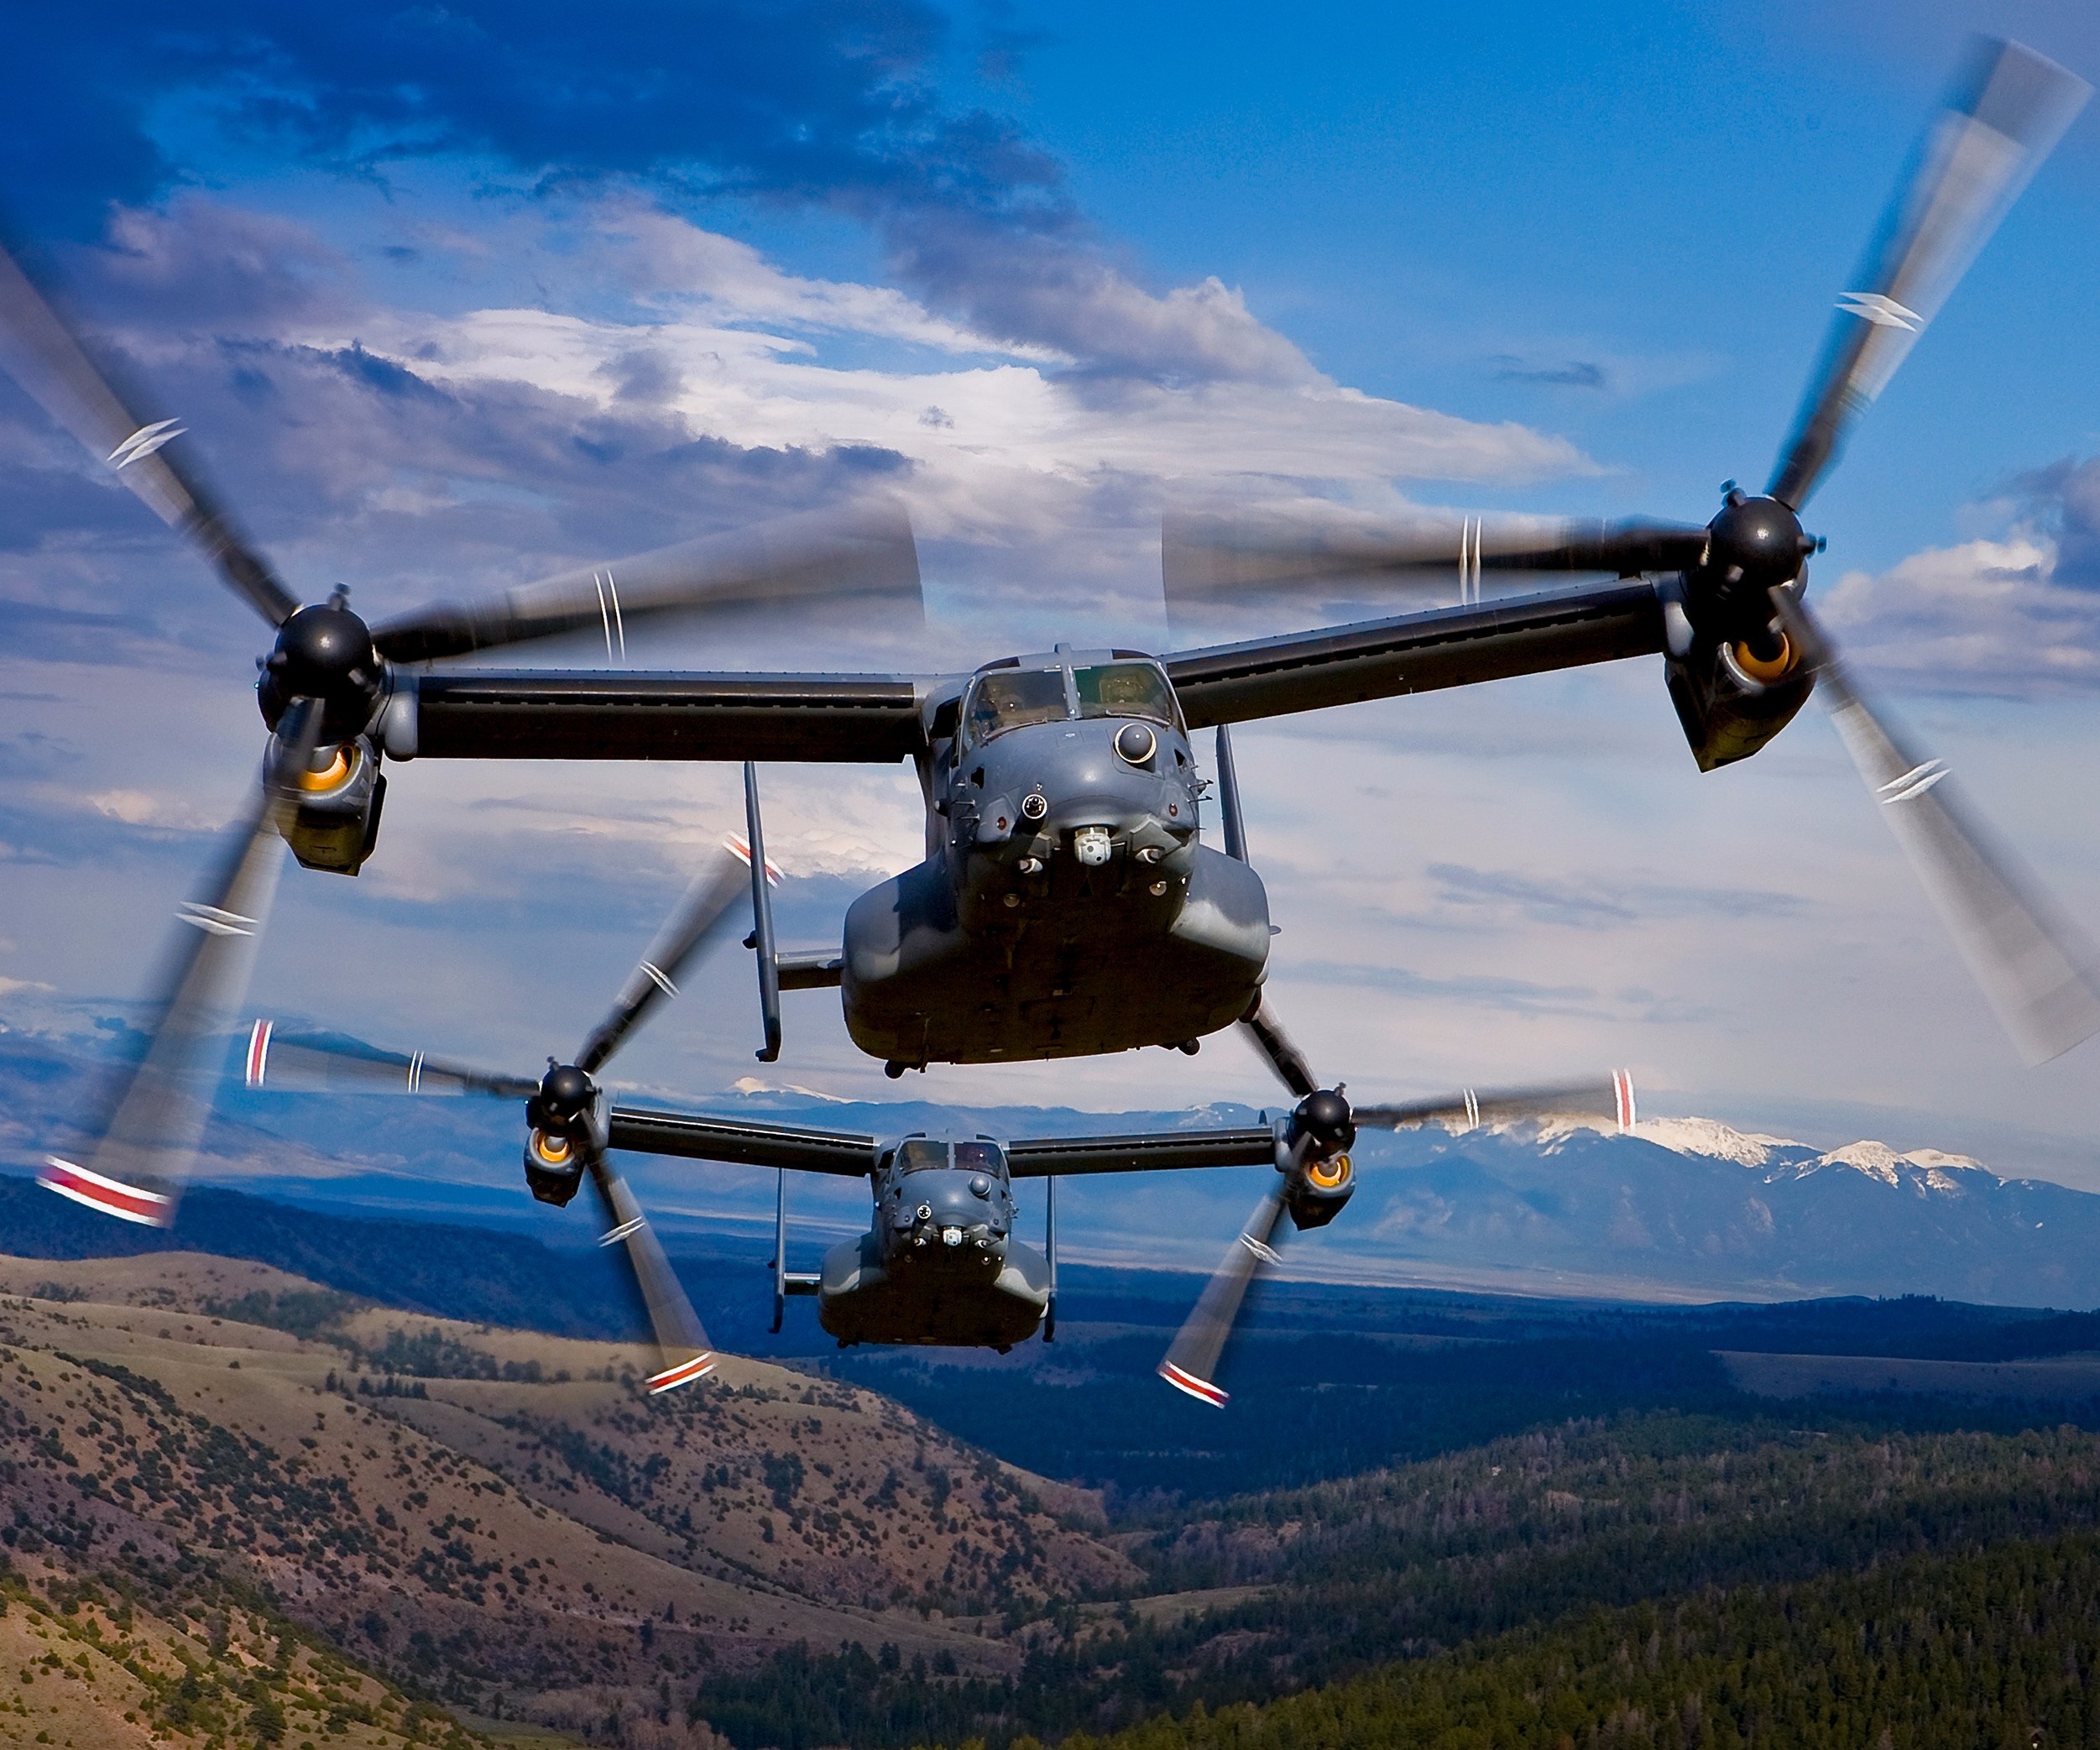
1356, 1071, 1638, 1133
1157, 1188, 1288, 1408
1772, 590, 2100, 1063
576, 838, 760, 1074
1239, 997, 1319, 1100
369, 499, 922, 664
0, 238, 298, 626
586, 1156, 717, 1395
39, 702, 322, 1225
1157, 1058, 1637, 1405
1769, 39, 2088, 510
242, 1022, 537, 1100
1165, 504, 1706, 611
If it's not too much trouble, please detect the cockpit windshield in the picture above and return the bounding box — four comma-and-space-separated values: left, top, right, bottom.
896, 1139, 949, 1173
1074, 661, 1177, 725
953, 1141, 1005, 1173
964, 668, 1068, 747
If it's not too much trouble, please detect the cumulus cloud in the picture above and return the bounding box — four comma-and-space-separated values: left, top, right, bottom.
602, 204, 1067, 363
0, 0, 1593, 671
73, 201, 352, 333
2021, 456, 2100, 593
0, 212, 950, 648
883, 212, 1319, 386
313, 204, 1585, 543
0, 183, 1585, 682
0, 1, 1318, 390
1817, 459, 2100, 694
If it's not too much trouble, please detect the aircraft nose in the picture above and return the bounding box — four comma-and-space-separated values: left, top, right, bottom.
891, 1170, 1009, 1261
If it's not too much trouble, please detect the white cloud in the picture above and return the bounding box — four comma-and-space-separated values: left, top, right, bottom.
299, 206, 1590, 551
600, 204, 1070, 363
88, 789, 185, 827
1818, 533, 2100, 694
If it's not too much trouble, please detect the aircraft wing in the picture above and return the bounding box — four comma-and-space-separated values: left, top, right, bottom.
1005, 1129, 1278, 1176
1162, 580, 1665, 728
400, 671, 927, 764
604, 1109, 1280, 1178
607, 1107, 881, 1176
394, 582, 1666, 761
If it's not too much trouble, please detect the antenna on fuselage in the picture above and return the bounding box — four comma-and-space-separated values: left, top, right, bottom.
1043, 1174, 1058, 1343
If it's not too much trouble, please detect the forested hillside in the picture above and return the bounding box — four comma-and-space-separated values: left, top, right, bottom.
1036, 1531, 2100, 1750
707, 1416, 2100, 1747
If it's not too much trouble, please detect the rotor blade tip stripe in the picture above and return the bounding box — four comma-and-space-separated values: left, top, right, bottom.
723, 834, 782, 885
1614, 1070, 1638, 1131
178, 900, 259, 937
1878, 759, 1950, 804
1158, 1361, 1229, 1407
244, 1019, 273, 1089
39, 1157, 174, 1227
1836, 292, 1922, 332
107, 419, 186, 469
647, 1353, 718, 1394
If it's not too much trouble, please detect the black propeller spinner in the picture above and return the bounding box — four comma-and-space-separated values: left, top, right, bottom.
258, 593, 386, 745
1287, 1087, 1356, 1162
1157, 1005, 1638, 1407
1695, 488, 1817, 635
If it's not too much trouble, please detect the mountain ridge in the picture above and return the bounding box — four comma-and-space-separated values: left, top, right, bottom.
6, 1015, 2100, 1306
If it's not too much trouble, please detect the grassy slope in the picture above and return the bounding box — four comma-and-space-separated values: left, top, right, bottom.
0, 1251, 1136, 1744
1, 1565, 495, 1750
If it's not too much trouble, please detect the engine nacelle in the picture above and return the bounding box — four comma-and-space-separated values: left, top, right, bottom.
1664, 632, 1815, 773
1285, 1149, 1355, 1230
523, 1129, 585, 1207
1282, 1088, 1356, 1230
284, 736, 386, 875
1664, 491, 1821, 772
522, 1063, 605, 1207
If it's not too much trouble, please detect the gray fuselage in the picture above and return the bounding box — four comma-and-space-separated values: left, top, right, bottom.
816, 1137, 1049, 1348
837, 649, 1272, 1068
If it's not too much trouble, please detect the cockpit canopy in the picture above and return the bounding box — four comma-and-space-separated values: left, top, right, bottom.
961, 657, 1178, 750
891, 1137, 1007, 1175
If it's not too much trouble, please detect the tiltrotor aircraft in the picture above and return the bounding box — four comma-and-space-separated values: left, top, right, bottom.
17, 39, 2100, 1405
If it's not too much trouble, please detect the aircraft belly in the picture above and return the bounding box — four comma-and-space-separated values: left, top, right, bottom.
818, 1233, 1049, 1348
843, 847, 1268, 1063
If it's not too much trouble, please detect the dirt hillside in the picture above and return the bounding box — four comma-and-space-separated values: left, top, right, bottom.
0, 1251, 1139, 1744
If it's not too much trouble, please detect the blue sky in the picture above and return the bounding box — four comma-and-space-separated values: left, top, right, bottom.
3, 0, 2100, 1209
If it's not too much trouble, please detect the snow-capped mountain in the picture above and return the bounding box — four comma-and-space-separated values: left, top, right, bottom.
1308, 1115, 2100, 1307
1632, 1115, 1981, 1189
3, 1009, 2098, 1308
